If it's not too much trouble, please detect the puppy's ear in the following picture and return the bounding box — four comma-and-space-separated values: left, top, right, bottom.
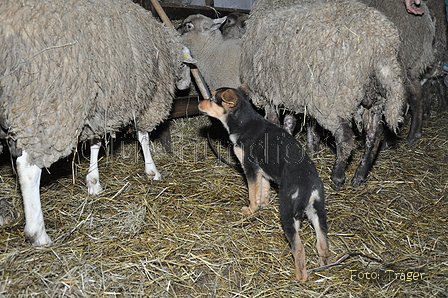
221, 89, 239, 108
239, 83, 253, 96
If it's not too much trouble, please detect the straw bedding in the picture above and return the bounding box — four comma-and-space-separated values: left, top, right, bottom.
0, 101, 446, 296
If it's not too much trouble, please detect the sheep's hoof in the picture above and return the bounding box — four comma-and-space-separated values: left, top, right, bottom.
319, 255, 331, 267
147, 171, 162, 180
331, 178, 344, 191
25, 230, 53, 246
405, 133, 421, 144
331, 166, 346, 191
351, 175, 366, 187
87, 180, 103, 195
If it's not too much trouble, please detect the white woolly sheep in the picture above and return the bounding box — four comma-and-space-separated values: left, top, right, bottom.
0, 0, 186, 245
240, 0, 406, 190
422, 0, 448, 113
358, 0, 436, 144
178, 4, 406, 189
86, 45, 195, 195
178, 14, 243, 92
215, 10, 298, 133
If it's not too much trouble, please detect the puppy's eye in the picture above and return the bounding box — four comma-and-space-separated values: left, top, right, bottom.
210, 97, 214, 102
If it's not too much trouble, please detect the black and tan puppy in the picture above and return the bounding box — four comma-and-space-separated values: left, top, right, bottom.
198, 86, 330, 281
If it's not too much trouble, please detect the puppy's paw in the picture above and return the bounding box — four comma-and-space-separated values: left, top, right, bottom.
241, 206, 253, 215
319, 255, 331, 267
295, 269, 308, 281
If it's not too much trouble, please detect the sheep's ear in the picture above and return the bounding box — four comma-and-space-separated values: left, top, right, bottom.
210, 16, 227, 31
182, 46, 197, 65
221, 89, 238, 108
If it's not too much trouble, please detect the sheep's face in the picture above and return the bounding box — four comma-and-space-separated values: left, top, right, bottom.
221, 12, 248, 39
175, 46, 197, 91
178, 14, 226, 35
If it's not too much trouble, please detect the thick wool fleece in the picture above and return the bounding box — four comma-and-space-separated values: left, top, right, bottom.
241, 0, 405, 134
359, 0, 435, 81
0, 0, 182, 168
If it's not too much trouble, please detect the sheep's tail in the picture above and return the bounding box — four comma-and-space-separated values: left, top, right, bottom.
376, 59, 406, 134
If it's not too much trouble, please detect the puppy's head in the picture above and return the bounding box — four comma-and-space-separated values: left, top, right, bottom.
198, 88, 240, 122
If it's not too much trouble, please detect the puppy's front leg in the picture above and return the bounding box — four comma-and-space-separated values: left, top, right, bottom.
260, 176, 271, 207
242, 171, 264, 215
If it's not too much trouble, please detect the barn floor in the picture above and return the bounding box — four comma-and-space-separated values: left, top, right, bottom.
0, 104, 447, 297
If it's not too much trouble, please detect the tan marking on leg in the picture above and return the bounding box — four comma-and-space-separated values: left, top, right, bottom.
242, 171, 263, 215
260, 176, 271, 207
306, 190, 330, 266
292, 219, 308, 281
233, 146, 243, 165
316, 225, 330, 266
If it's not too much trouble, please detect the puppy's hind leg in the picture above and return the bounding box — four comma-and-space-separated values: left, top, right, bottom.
291, 219, 307, 281
306, 190, 330, 266
279, 189, 308, 280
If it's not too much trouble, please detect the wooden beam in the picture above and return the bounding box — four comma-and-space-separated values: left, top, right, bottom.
151, 3, 249, 20
170, 96, 202, 118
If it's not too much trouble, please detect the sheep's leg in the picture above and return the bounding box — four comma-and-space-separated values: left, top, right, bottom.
138, 131, 162, 180
283, 114, 296, 136
381, 127, 397, 150
307, 119, 320, 154
264, 105, 281, 126
331, 120, 354, 190
421, 80, 433, 119
352, 110, 383, 187
423, 78, 447, 114
86, 140, 103, 195
406, 80, 423, 144
436, 79, 448, 112
17, 151, 52, 246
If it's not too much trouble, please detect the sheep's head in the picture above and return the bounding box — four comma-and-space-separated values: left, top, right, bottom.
178, 14, 226, 35
175, 46, 196, 91
221, 12, 248, 39
177, 14, 227, 72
